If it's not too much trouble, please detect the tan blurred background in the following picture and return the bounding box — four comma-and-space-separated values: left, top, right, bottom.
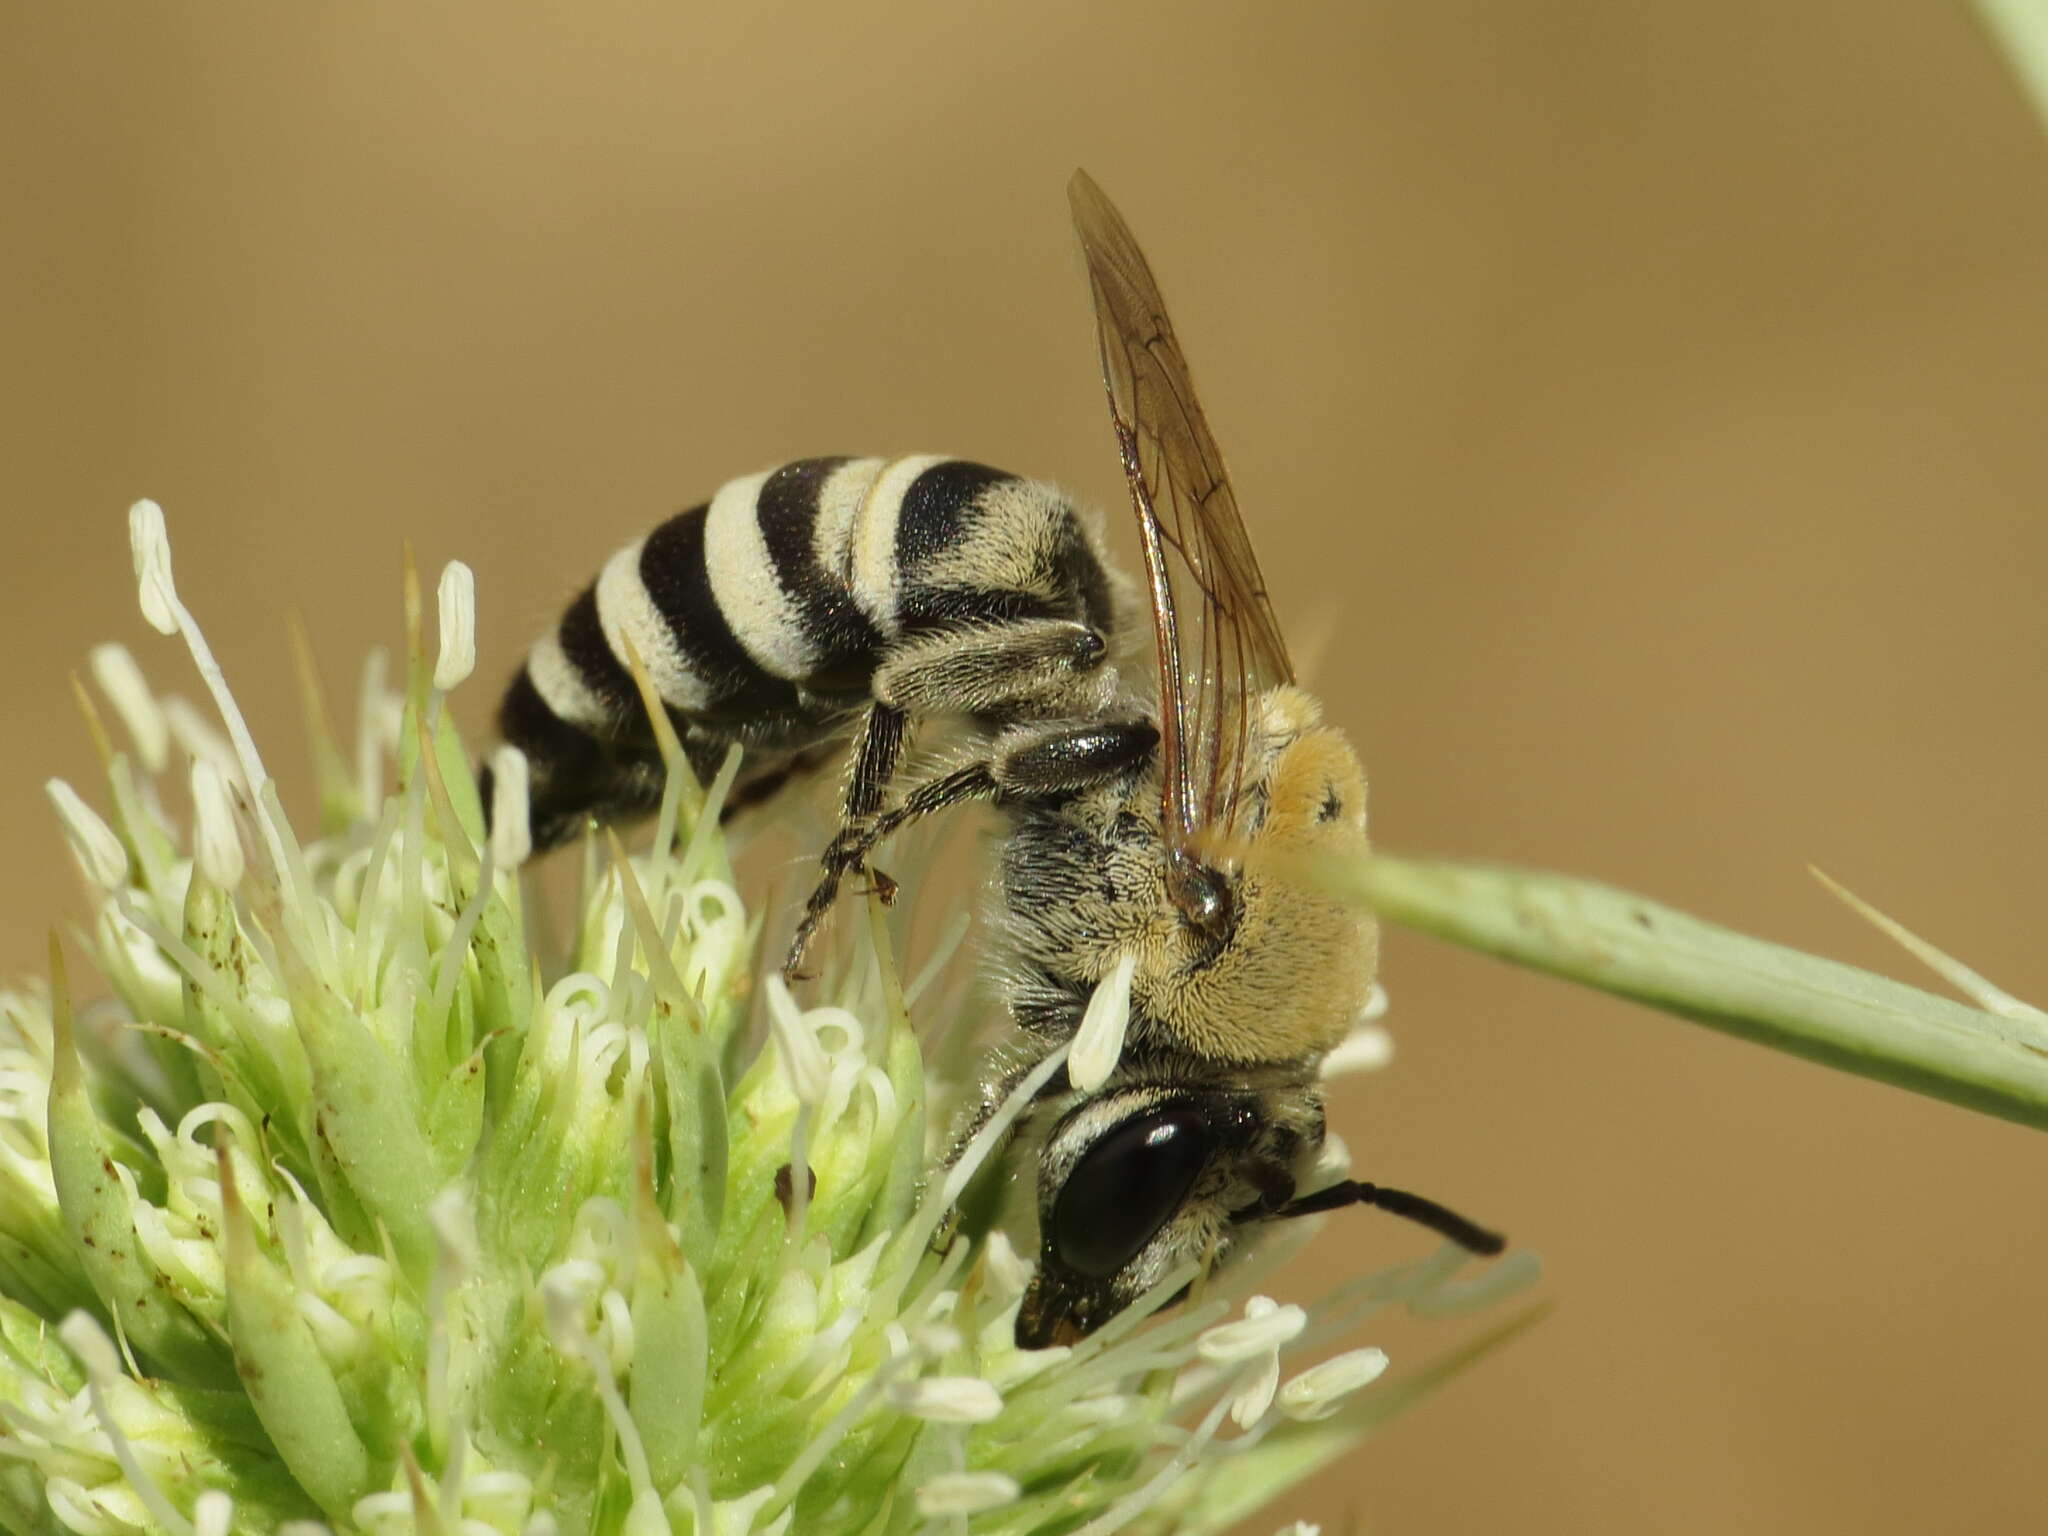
6, 3, 2047, 1531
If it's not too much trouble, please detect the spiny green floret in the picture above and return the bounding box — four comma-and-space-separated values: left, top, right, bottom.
0, 502, 1536, 1536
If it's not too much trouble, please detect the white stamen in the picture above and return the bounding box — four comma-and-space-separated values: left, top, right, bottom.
425, 1187, 479, 1448
128, 499, 180, 636
1320, 1023, 1394, 1079
1273, 1523, 1323, 1536
1358, 981, 1389, 1022
1278, 1346, 1389, 1420
193, 1491, 234, 1536
57, 1308, 122, 1378
162, 696, 242, 783
46, 779, 129, 889
764, 975, 830, 1107
1070, 949, 1137, 1092
1197, 1297, 1308, 1428
433, 561, 476, 692
90, 643, 169, 773
59, 1311, 196, 1536
1195, 1296, 1306, 1364
125, 501, 283, 885
488, 747, 533, 868
1230, 1349, 1282, 1428
981, 1230, 1032, 1301
914, 1471, 1020, 1516
539, 1269, 654, 1499
191, 759, 245, 890
712, 1487, 777, 1536
884, 1375, 1003, 1423
1068, 1387, 1234, 1536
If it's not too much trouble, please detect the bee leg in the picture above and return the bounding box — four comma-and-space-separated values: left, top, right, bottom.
842, 703, 908, 821
783, 760, 1002, 981
786, 627, 1112, 973
779, 705, 908, 979
987, 719, 1158, 798
873, 619, 1112, 718
782, 720, 1157, 979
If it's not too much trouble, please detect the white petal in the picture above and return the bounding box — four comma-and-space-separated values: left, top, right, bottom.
764, 975, 830, 1106
1320, 1022, 1394, 1078
488, 746, 533, 868
1229, 1348, 1281, 1428
46, 779, 129, 889
1070, 949, 1136, 1092
90, 643, 168, 773
191, 758, 245, 890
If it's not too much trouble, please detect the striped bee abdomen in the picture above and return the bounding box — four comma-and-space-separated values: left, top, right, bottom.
492, 455, 1121, 851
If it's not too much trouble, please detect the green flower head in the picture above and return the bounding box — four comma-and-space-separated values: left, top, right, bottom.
0, 503, 1536, 1535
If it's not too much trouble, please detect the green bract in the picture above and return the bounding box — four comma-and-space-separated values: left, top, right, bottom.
0, 504, 1535, 1535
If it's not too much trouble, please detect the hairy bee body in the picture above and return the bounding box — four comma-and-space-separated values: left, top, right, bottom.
490, 455, 1123, 851
489, 173, 1501, 1352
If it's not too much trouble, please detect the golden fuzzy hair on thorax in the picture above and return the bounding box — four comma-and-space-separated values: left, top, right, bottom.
1128, 686, 1377, 1068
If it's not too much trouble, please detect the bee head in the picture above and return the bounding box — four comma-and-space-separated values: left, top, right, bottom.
1014, 1078, 1318, 1349
1010, 1067, 1507, 1350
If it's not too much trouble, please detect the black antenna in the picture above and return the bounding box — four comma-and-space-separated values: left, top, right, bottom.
1272, 1179, 1505, 1256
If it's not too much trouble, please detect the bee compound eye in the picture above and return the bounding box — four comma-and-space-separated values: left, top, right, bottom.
1051, 1106, 1216, 1281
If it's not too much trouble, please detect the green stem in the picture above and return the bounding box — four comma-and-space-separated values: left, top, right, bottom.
1309, 852, 2048, 1133
1976, 0, 2048, 134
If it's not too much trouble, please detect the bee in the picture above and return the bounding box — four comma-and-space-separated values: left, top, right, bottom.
486, 170, 1502, 1345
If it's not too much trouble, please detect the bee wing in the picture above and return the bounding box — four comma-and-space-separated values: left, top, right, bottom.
1068, 169, 1295, 863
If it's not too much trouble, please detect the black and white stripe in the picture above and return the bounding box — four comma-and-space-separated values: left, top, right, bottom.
492, 455, 1118, 849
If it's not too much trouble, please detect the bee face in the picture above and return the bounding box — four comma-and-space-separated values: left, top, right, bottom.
1014, 1078, 1323, 1349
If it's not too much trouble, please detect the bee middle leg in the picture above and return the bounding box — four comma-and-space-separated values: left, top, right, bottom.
783, 719, 1156, 979
784, 622, 1117, 977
